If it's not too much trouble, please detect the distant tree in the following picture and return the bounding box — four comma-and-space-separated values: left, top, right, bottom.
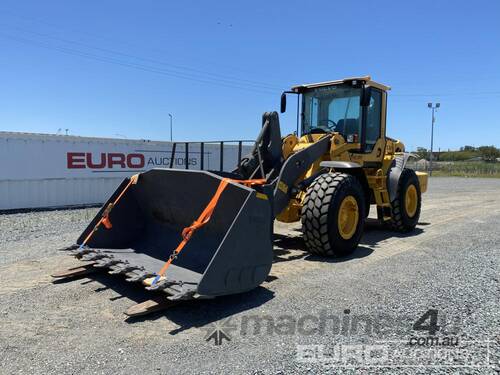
460, 145, 476, 152
436, 146, 480, 161
478, 146, 500, 162
415, 147, 429, 160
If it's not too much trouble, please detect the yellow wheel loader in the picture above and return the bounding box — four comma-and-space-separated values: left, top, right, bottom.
55, 76, 427, 309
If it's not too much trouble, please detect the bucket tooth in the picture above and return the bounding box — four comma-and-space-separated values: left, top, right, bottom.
146, 278, 197, 292
145, 278, 178, 291
81, 252, 106, 262
94, 258, 120, 268
108, 263, 136, 275
125, 271, 153, 283
169, 290, 196, 301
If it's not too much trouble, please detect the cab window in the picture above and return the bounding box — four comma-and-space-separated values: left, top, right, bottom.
365, 89, 382, 152
302, 85, 361, 141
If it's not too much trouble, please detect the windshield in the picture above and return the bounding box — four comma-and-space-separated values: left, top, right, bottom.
302, 85, 361, 140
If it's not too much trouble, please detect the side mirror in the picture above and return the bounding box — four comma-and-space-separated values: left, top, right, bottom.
360, 86, 372, 107
280, 92, 287, 113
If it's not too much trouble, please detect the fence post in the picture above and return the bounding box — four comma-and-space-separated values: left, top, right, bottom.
220, 141, 224, 172
238, 141, 242, 167
169, 143, 177, 168
200, 142, 204, 170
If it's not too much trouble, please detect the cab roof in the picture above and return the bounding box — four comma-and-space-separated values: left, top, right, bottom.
291, 76, 391, 92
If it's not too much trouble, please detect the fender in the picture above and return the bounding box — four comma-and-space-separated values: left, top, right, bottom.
319, 161, 361, 169
387, 153, 417, 202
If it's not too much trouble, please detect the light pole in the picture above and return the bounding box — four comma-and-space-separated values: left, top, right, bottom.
427, 102, 440, 176
168, 113, 173, 142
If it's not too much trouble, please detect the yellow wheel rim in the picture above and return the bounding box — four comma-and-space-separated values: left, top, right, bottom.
405, 184, 418, 218
337, 195, 359, 240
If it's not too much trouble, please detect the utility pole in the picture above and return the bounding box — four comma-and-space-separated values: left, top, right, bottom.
427, 102, 440, 176
168, 113, 173, 142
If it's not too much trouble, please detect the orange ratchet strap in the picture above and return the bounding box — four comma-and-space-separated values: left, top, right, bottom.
79, 174, 139, 249
151, 178, 266, 285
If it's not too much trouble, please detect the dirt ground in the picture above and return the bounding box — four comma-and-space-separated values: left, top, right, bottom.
1, 177, 499, 374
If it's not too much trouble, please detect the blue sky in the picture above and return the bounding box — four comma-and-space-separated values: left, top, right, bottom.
0, 0, 499, 150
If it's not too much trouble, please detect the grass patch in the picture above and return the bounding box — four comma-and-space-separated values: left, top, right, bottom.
429, 162, 500, 178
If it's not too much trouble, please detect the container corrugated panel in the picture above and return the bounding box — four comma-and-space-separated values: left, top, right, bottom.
0, 132, 252, 211
0, 178, 122, 210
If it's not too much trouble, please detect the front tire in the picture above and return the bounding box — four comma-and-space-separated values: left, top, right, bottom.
301, 172, 366, 256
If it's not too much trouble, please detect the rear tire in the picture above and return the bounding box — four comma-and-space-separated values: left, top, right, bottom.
301, 172, 366, 256
389, 168, 421, 232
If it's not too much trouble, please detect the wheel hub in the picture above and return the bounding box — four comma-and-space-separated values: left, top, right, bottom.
405, 184, 418, 218
337, 195, 359, 240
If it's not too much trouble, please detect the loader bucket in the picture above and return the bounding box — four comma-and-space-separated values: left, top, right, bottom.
74, 169, 274, 300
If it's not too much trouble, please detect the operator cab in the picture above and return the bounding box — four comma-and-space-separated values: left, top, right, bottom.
281, 76, 390, 153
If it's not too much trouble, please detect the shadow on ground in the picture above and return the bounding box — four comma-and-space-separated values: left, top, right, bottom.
54, 269, 274, 333
273, 218, 425, 264
361, 219, 425, 247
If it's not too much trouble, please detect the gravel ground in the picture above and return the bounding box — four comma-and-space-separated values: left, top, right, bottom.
0, 177, 499, 374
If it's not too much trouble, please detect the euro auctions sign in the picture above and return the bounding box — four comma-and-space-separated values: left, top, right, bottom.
66, 151, 204, 170
0, 132, 248, 180
67, 152, 146, 169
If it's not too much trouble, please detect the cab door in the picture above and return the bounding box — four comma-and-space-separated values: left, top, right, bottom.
363, 88, 386, 163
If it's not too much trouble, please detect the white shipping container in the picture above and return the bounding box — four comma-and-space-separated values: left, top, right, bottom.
0, 132, 252, 210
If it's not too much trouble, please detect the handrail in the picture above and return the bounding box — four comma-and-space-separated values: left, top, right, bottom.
167, 139, 254, 172
174, 139, 254, 144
